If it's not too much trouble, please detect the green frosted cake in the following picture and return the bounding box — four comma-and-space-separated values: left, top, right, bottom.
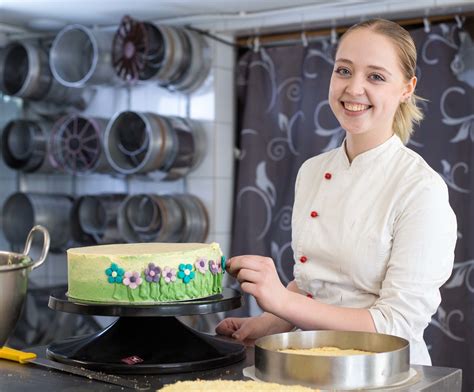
67, 242, 225, 303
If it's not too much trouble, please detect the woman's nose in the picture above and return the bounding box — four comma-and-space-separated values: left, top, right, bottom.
345, 76, 365, 96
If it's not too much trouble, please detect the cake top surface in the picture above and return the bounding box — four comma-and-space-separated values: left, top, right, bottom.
67, 242, 220, 256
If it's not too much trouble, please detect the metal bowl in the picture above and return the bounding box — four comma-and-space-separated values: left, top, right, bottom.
255, 330, 410, 390
0, 225, 50, 347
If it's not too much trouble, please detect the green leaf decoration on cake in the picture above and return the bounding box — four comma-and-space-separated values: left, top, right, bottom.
105, 263, 124, 284
177, 263, 195, 284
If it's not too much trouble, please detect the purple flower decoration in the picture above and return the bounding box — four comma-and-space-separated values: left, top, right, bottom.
145, 263, 161, 283
163, 267, 177, 283
195, 258, 207, 274
123, 271, 142, 289
209, 259, 221, 275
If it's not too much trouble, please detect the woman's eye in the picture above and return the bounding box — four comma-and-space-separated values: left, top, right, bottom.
335, 67, 350, 76
370, 73, 385, 82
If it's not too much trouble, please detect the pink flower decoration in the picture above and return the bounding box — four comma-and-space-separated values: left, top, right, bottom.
195, 258, 207, 274
163, 267, 177, 283
123, 271, 142, 289
209, 260, 221, 275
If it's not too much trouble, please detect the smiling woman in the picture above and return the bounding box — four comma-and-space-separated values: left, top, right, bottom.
217, 18, 458, 367
329, 19, 425, 158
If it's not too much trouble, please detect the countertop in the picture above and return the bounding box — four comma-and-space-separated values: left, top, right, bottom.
0, 345, 462, 391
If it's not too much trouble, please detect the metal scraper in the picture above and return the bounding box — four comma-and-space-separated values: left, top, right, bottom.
0, 346, 150, 390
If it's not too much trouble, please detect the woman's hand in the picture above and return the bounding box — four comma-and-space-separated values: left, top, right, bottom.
215, 317, 269, 344
226, 255, 289, 314
216, 313, 293, 344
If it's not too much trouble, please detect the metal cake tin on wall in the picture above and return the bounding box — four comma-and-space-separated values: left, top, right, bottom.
103, 111, 205, 179
2, 192, 73, 251
50, 24, 121, 87
0, 41, 83, 105
1, 119, 55, 173
255, 330, 410, 390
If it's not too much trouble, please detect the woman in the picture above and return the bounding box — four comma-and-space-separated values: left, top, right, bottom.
216, 18, 457, 365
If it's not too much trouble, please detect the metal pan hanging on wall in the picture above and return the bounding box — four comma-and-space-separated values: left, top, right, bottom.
112, 15, 210, 93
117, 193, 208, 243
49, 114, 112, 174
169, 28, 211, 93
103, 111, 204, 179
0, 41, 84, 106
1, 119, 55, 173
2, 192, 73, 251
50, 24, 121, 87
71, 194, 126, 245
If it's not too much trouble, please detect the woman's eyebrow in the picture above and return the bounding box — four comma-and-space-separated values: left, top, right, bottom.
335, 58, 392, 76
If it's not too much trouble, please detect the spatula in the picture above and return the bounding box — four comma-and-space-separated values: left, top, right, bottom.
0, 346, 150, 390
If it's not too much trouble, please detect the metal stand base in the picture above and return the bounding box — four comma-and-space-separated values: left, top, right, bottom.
47, 316, 246, 374
46, 289, 246, 374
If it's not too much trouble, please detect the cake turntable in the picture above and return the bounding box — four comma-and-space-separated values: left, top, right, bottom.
46, 288, 246, 374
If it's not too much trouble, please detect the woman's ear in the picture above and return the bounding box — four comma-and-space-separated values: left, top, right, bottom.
401, 76, 417, 103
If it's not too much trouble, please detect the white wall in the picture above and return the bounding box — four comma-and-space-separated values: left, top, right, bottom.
0, 35, 236, 289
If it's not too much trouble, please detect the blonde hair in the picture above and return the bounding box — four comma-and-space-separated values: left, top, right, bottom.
337, 19, 425, 144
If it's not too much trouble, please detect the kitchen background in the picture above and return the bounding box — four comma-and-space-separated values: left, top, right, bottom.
0, 0, 473, 391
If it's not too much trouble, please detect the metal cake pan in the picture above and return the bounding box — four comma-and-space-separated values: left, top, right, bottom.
255, 330, 409, 390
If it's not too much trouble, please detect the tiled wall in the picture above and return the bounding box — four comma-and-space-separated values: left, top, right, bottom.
0, 35, 236, 289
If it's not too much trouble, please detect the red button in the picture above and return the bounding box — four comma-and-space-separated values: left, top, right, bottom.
324, 172, 332, 180
310, 211, 318, 218
300, 256, 307, 263
307, 293, 313, 298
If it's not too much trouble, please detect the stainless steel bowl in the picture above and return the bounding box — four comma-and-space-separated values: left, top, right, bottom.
255, 330, 410, 390
0, 225, 50, 347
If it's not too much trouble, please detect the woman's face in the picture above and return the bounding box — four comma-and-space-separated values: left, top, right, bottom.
329, 28, 415, 139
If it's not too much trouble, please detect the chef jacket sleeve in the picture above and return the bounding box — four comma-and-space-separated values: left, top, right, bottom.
368, 176, 457, 343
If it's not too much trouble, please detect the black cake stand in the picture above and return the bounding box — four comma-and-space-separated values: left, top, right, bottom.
46, 288, 246, 374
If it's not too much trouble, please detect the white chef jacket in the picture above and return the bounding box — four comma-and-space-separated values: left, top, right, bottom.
292, 134, 457, 365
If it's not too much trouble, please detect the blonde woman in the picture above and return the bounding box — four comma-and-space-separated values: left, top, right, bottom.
216, 18, 457, 365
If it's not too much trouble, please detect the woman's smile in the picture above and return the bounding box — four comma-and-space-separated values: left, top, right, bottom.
340, 101, 373, 116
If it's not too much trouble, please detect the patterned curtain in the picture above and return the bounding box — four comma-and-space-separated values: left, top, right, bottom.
231, 22, 474, 391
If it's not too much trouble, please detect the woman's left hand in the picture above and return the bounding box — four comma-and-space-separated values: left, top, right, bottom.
227, 255, 289, 314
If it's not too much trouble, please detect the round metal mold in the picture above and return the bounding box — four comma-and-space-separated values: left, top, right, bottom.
138, 22, 166, 80
2, 192, 73, 251
112, 15, 148, 82
174, 194, 209, 242
49, 114, 110, 174
255, 330, 410, 390
153, 25, 187, 85
0, 41, 49, 99
116, 193, 208, 243
1, 119, 55, 173
117, 194, 186, 243
110, 16, 210, 92
103, 111, 174, 175
71, 194, 126, 245
0, 41, 84, 105
161, 116, 206, 180
50, 24, 120, 87
170, 28, 211, 93
104, 112, 205, 179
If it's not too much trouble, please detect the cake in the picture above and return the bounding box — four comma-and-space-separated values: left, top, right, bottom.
278, 346, 373, 356
67, 242, 225, 303
159, 380, 318, 391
